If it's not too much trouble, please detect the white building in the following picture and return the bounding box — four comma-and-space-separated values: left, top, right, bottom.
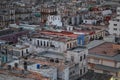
83, 19, 97, 25
102, 10, 112, 16
108, 16, 120, 36
30, 35, 77, 53
46, 15, 62, 27
9, 44, 32, 57
28, 64, 57, 80
9, 23, 40, 31
33, 48, 88, 80
117, 7, 120, 15
14, 32, 88, 80
66, 46, 88, 76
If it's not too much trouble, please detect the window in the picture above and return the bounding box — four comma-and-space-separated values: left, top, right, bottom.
113, 28, 117, 30
84, 54, 86, 59
80, 69, 82, 75
71, 56, 74, 62
70, 70, 75, 75
37, 40, 39, 46
22, 50, 23, 56
47, 42, 49, 47
26, 49, 28, 54
41, 41, 42, 46
114, 24, 117, 26
80, 56, 82, 61
67, 44, 69, 49
70, 43, 72, 48
84, 67, 86, 73
44, 41, 46, 46
74, 42, 77, 47
85, 21, 87, 23
30, 38, 32, 41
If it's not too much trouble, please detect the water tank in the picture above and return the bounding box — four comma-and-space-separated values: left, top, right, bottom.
36, 64, 40, 69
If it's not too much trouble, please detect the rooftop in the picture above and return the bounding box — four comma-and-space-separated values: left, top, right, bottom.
89, 42, 118, 56
38, 51, 65, 60
88, 41, 120, 62
68, 46, 87, 53
86, 40, 105, 49
81, 70, 112, 80
28, 63, 57, 78
13, 44, 30, 50
38, 30, 78, 38
0, 68, 47, 80
32, 33, 76, 42
0, 28, 27, 37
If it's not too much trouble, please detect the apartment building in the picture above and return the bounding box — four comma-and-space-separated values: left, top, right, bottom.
40, 6, 57, 23
46, 15, 62, 27
0, 2, 15, 29
73, 24, 105, 43
108, 16, 120, 36
117, 7, 120, 15
8, 44, 31, 57
88, 41, 120, 80
30, 33, 77, 53
26, 46, 88, 80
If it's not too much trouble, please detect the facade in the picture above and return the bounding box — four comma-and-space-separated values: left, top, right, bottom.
117, 7, 120, 15
88, 41, 120, 80
108, 16, 120, 36
40, 6, 57, 23
83, 19, 97, 25
9, 44, 31, 57
0, 2, 15, 29
46, 15, 62, 27
30, 34, 77, 53
26, 46, 88, 80
67, 46, 88, 77
73, 25, 105, 44
10, 30, 89, 80
9, 23, 40, 31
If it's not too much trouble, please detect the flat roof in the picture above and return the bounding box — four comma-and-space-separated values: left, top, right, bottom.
32, 33, 76, 42
38, 30, 79, 38
68, 46, 86, 53
89, 42, 117, 56
81, 70, 112, 80
38, 51, 65, 60
86, 40, 105, 49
